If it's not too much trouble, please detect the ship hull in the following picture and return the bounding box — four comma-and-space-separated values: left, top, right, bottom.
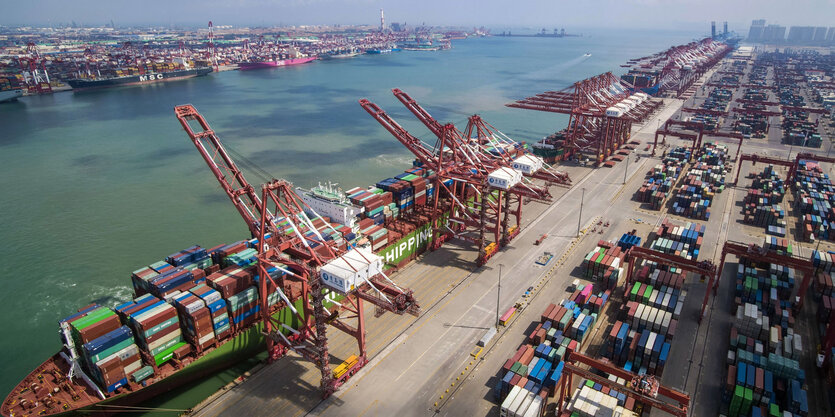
67, 68, 212, 91
0, 90, 23, 103
3, 215, 438, 416
1, 299, 306, 417
238, 57, 316, 71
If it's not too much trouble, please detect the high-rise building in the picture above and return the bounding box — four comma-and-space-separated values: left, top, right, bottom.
762, 25, 786, 42
787, 26, 815, 42
711, 21, 716, 38
813, 27, 827, 42
827, 27, 835, 42
723, 22, 728, 35
748, 19, 766, 41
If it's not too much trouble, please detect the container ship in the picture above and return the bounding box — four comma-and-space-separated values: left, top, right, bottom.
1, 164, 446, 417
322, 47, 362, 59
67, 66, 212, 91
238, 48, 317, 71
618, 38, 731, 96
238, 57, 316, 70
0, 75, 24, 102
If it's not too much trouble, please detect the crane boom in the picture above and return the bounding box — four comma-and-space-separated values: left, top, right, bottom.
358, 99, 439, 169
392, 88, 444, 137
174, 104, 265, 237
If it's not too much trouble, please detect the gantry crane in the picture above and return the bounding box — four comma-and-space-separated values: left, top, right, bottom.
507, 72, 659, 164
557, 351, 690, 416
651, 118, 743, 158
391, 88, 571, 187
174, 104, 420, 397
18, 42, 52, 94
701, 241, 815, 324
623, 246, 716, 324
359, 98, 548, 265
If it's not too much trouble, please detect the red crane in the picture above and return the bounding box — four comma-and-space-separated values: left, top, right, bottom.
703, 241, 815, 321
359, 98, 544, 265
623, 246, 716, 321
174, 104, 420, 397
18, 42, 52, 94
207, 21, 219, 72
557, 351, 690, 416
391, 88, 571, 186
506, 72, 655, 164
651, 119, 743, 158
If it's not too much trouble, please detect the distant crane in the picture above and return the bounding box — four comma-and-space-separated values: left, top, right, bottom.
18, 42, 52, 94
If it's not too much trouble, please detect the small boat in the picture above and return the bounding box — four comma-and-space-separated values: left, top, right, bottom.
584, 53, 592, 57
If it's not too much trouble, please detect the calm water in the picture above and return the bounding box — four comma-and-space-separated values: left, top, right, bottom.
0, 28, 698, 410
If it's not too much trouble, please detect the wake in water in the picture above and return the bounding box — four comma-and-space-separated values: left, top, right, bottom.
372, 154, 415, 167
34, 284, 134, 324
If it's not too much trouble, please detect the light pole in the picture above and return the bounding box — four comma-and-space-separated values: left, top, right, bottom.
495, 264, 503, 328
577, 188, 585, 237
623, 152, 629, 185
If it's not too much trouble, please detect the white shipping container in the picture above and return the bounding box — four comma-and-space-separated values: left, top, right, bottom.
606, 107, 624, 117
511, 154, 544, 174
523, 396, 543, 417
501, 386, 522, 417
487, 167, 523, 190
508, 386, 527, 417
646, 332, 657, 357
513, 392, 536, 417
123, 358, 143, 375
320, 247, 384, 294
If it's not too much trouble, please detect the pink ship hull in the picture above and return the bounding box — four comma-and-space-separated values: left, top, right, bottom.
238, 57, 316, 70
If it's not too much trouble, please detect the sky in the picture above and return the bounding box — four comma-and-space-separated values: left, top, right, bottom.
2, 0, 834, 30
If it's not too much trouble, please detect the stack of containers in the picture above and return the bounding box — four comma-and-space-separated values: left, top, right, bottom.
376, 178, 414, 215
582, 241, 625, 289
723, 255, 809, 417
742, 165, 787, 235
191, 284, 231, 340
635, 147, 689, 209
207, 266, 259, 330
116, 295, 186, 369
61, 306, 146, 392
494, 303, 581, 413
617, 232, 641, 251
171, 291, 217, 354
166, 245, 211, 271
671, 143, 728, 220
132, 266, 201, 299
650, 218, 704, 260
80, 325, 139, 394
793, 160, 835, 242
348, 187, 393, 224
209, 241, 249, 265
762, 236, 793, 256
223, 248, 258, 268
568, 381, 637, 417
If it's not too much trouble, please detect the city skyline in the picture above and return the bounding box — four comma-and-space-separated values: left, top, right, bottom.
2, 0, 835, 30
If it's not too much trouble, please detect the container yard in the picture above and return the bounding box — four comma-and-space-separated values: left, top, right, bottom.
0, 24, 474, 94
6, 16, 835, 417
